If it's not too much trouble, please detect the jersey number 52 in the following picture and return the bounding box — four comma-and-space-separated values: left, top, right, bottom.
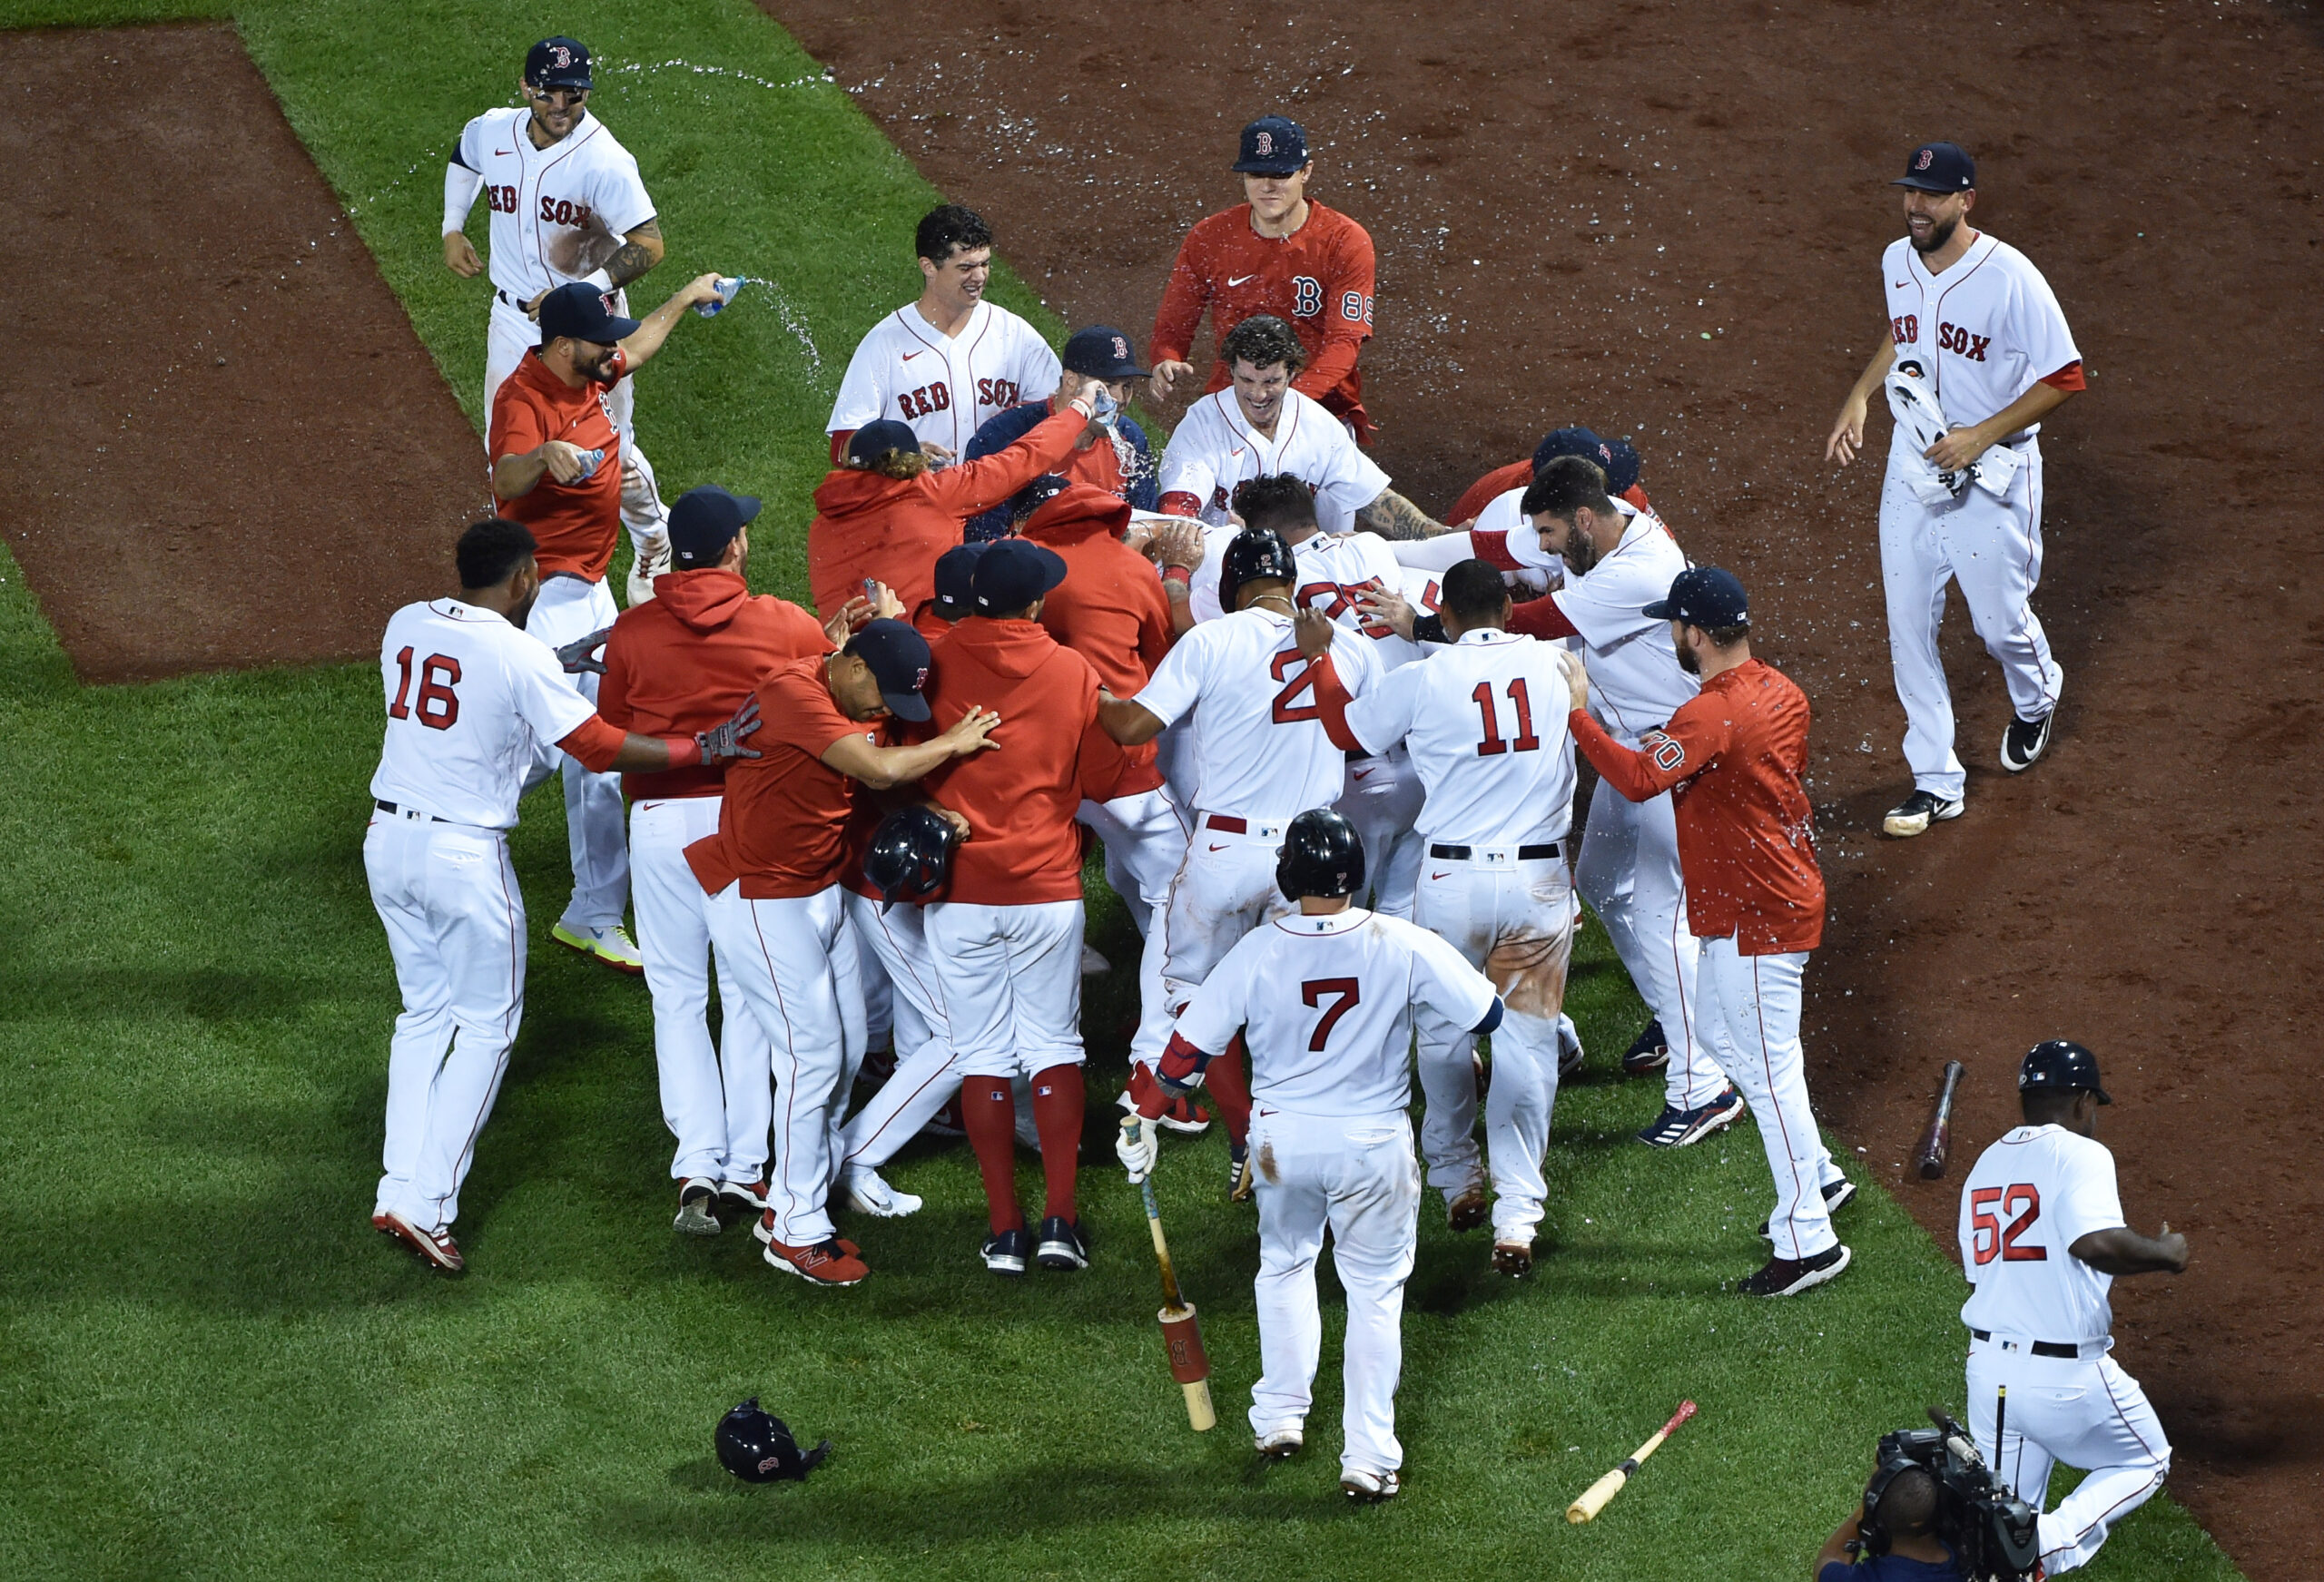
1968, 1184, 2047, 1265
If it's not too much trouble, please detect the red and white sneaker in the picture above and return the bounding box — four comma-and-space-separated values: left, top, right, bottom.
380, 1208, 464, 1272
717, 1177, 770, 1218
763, 1235, 869, 1286
753, 1211, 859, 1258
923, 1095, 967, 1138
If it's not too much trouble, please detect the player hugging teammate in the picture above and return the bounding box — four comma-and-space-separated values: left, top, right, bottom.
383, 74, 2152, 1528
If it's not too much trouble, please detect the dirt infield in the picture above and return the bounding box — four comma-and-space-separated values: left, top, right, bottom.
0, 24, 485, 683
765, 0, 2324, 1572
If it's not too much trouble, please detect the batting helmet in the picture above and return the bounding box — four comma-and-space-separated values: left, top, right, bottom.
1220, 527, 1297, 606
862, 805, 960, 908
1275, 808, 1365, 901
714, 1398, 832, 1483
2017, 1040, 2111, 1104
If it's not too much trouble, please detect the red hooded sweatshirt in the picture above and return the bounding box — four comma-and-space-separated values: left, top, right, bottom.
806, 405, 1087, 622
919, 617, 1119, 906
1019, 482, 1173, 801
597, 568, 830, 801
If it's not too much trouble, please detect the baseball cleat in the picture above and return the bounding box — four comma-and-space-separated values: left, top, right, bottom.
1472, 1047, 1491, 1098
1254, 1425, 1305, 1459
842, 1168, 923, 1218
2000, 710, 2055, 773
1621, 1017, 1670, 1076
1758, 1177, 1858, 1239
717, 1177, 770, 1218
380, 1208, 465, 1273
922, 1095, 967, 1138
1445, 1187, 1490, 1233
763, 1236, 869, 1287
675, 1176, 722, 1236
550, 920, 646, 975
1227, 1141, 1254, 1202
1079, 943, 1111, 976
1034, 1214, 1090, 1271
1492, 1240, 1534, 1278
369, 1211, 394, 1236
1636, 1085, 1747, 1148
1738, 1242, 1851, 1297
753, 1211, 860, 1257
1882, 789, 1965, 839
1340, 1467, 1402, 1502
1556, 1014, 1585, 1081
980, 1225, 1030, 1276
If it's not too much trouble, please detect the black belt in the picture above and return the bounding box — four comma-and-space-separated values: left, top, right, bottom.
376, 799, 447, 823
1429, 842, 1560, 861
1969, 1329, 2078, 1359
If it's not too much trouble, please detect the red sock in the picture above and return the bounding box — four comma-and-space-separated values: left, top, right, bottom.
1206, 1035, 1252, 1145
1030, 1063, 1086, 1223
961, 1076, 1023, 1236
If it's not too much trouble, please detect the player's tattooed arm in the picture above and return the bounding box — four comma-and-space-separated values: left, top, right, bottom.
602, 218, 665, 290
1352, 487, 1448, 542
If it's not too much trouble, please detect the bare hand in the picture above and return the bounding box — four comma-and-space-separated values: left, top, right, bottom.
677, 270, 726, 310
1145, 520, 1206, 572
1356, 587, 1417, 641
523, 289, 548, 323
1825, 395, 1867, 466
1292, 604, 1336, 659
538, 439, 587, 483
1149, 359, 1196, 403
868, 580, 906, 621
2157, 1223, 2190, 1272
920, 440, 957, 465
1558, 648, 1589, 712
822, 597, 873, 646
1923, 423, 1994, 474
944, 704, 1002, 755
443, 232, 484, 278
932, 805, 972, 842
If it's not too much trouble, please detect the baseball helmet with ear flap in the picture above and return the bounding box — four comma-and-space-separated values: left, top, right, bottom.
1275, 808, 1365, 901
1220, 527, 1297, 604
862, 805, 960, 909
715, 1398, 832, 1483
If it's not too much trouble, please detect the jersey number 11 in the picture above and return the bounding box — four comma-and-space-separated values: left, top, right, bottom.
1472, 678, 1540, 757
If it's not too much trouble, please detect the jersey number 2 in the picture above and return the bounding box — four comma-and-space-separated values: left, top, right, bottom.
1270, 648, 1323, 724
1300, 978, 1360, 1051
1968, 1184, 2047, 1265
389, 647, 463, 732
1472, 678, 1541, 757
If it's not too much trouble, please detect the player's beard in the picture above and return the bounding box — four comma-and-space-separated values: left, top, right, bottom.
1561, 533, 1600, 577
1910, 212, 1961, 254
1675, 640, 1699, 675
509, 586, 540, 630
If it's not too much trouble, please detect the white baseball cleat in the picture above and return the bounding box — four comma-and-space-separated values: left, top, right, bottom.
674, 1177, 722, 1236
1255, 1424, 1305, 1459
1079, 943, 1111, 976
380, 1208, 465, 1273
1882, 790, 1964, 839
551, 920, 645, 975
842, 1168, 924, 1218
1556, 1014, 1584, 1081
1340, 1467, 1402, 1502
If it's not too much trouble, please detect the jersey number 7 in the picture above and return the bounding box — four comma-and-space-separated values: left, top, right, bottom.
1968, 1184, 2047, 1265
1300, 978, 1360, 1051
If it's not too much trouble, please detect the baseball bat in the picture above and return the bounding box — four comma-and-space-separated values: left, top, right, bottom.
1566, 1400, 1697, 1524
1122, 1116, 1216, 1431
1915, 1060, 1966, 1180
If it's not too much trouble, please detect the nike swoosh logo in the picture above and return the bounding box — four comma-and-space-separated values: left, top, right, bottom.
1227, 274, 1258, 287
495, 148, 512, 155
1893, 279, 1910, 289
1207, 843, 1229, 852
1229, 447, 1246, 459
901, 350, 922, 360
1429, 870, 1452, 881
1351, 769, 1374, 781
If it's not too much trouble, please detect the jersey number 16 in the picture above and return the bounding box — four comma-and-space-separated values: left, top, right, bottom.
389, 647, 463, 732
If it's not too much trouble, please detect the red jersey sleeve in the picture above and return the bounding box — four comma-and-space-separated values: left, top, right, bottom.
1293, 221, 1375, 401
488, 387, 550, 468
1448, 461, 1532, 528
926, 407, 1085, 515
2040, 360, 2086, 391
1510, 597, 1581, 643
556, 714, 628, 773
1570, 698, 1730, 802
1150, 228, 1216, 366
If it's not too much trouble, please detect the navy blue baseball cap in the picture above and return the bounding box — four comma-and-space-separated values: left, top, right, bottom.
1894, 141, 1975, 193
525, 37, 593, 91
2019, 1039, 2112, 1105
1233, 116, 1309, 175
1063, 326, 1147, 380
846, 419, 921, 467
843, 619, 934, 722
1008, 473, 1075, 529
970, 537, 1068, 615
667, 486, 761, 569
930, 541, 990, 623
1644, 566, 1749, 629
1532, 427, 1636, 494
537, 283, 639, 345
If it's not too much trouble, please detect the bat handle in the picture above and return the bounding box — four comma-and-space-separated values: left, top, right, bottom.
1121, 1115, 1164, 1223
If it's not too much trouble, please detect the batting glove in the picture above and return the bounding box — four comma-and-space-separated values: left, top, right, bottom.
1116, 1116, 1159, 1184
696, 694, 763, 763
556, 626, 615, 675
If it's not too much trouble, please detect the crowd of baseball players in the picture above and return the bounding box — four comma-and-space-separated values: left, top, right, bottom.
361, 34, 2191, 1554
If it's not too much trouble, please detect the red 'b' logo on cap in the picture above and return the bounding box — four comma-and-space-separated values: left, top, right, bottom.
913, 667, 930, 689
1256, 132, 1275, 156
1915, 147, 1934, 171
551, 45, 572, 67
1597, 442, 1612, 463
1112, 336, 1128, 359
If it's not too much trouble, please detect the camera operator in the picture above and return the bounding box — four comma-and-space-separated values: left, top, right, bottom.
1815, 1464, 1962, 1581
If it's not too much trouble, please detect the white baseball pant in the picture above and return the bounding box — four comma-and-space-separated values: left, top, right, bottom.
923, 899, 1086, 1078
1412, 850, 1571, 1242
1879, 438, 2062, 802
1694, 939, 1840, 1261
1247, 1107, 1421, 1477
1338, 752, 1424, 921
521, 574, 630, 932
701, 882, 864, 1246
630, 796, 768, 1184
487, 292, 666, 558
1078, 789, 1189, 1066
1160, 818, 1295, 1012
366, 808, 525, 1235
1572, 775, 1729, 1111
1967, 1339, 2171, 1576
838, 892, 957, 1173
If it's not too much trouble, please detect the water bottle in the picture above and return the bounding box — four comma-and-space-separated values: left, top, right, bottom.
571, 447, 606, 482
694, 276, 745, 318
1089, 386, 1119, 427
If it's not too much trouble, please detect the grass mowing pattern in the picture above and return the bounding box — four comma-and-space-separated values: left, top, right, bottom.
0, 1, 2240, 1577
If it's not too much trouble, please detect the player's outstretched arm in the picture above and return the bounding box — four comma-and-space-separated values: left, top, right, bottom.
2069, 1222, 2190, 1277
821, 706, 1002, 791
492, 440, 590, 500
1826, 337, 1897, 466
601, 218, 665, 292
618, 272, 730, 370
1096, 693, 1166, 747
1353, 487, 1447, 541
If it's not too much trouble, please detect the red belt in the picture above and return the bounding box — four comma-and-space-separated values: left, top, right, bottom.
1205, 814, 1247, 833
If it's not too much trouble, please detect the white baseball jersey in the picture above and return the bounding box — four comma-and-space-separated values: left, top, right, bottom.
446, 108, 655, 300
1178, 908, 1497, 1116
827, 300, 1061, 457
1958, 1125, 2128, 1344
1158, 388, 1391, 535
1133, 605, 1384, 820
1371, 565, 1446, 670
1549, 510, 1699, 739
1344, 629, 1576, 847
369, 599, 596, 830
1883, 231, 2080, 439
1291, 529, 1410, 657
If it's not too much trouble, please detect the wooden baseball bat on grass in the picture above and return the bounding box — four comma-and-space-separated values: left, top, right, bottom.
1121, 1116, 1216, 1431
1915, 1060, 1967, 1180
1567, 1400, 1697, 1523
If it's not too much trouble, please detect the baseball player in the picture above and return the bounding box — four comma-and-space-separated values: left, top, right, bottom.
684, 621, 1000, 1286
1098, 531, 1386, 1194
1389, 427, 1645, 590
595, 486, 862, 1235
1562, 567, 1855, 1296
1959, 1041, 2186, 1575
962, 328, 1161, 541
1825, 141, 2084, 839
367, 518, 757, 1272
1156, 316, 1444, 544
442, 36, 674, 604
1119, 810, 1502, 1499
488, 277, 727, 973
916, 541, 1121, 1274
827, 205, 1063, 464
1442, 427, 1653, 535
1323, 560, 1580, 1274
1149, 117, 1378, 444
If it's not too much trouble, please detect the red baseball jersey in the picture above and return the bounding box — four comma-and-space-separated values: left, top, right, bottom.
685, 657, 881, 900
488, 349, 628, 582
1150, 201, 1375, 437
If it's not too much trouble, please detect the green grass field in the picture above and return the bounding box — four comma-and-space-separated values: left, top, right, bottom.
0, 2, 2244, 1577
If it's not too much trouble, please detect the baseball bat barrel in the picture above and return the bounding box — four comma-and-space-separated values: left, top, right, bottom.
1566, 1400, 1698, 1524
1124, 1117, 1212, 1430
1915, 1060, 1966, 1180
